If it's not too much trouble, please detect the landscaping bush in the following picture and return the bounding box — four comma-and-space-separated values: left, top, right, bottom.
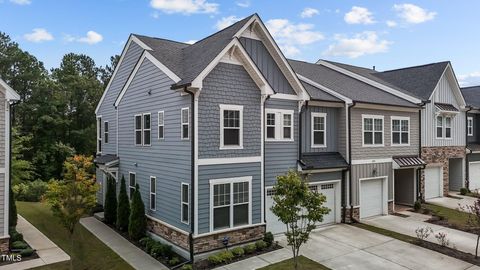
244, 243, 256, 254
231, 246, 245, 257
181, 264, 193, 270
414, 200, 422, 212
168, 256, 180, 266
163, 244, 173, 259
218, 251, 234, 263
460, 187, 469, 195
19, 248, 34, 257
12, 180, 48, 202
263, 232, 274, 247
150, 242, 166, 258
128, 184, 146, 241
139, 237, 153, 247
117, 175, 130, 232
104, 176, 117, 225
9, 185, 17, 227
10, 230, 23, 242
255, 240, 267, 251
207, 254, 223, 265
12, 240, 28, 249
145, 239, 157, 254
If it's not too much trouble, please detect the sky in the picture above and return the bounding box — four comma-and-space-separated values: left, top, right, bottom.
1, 0, 480, 86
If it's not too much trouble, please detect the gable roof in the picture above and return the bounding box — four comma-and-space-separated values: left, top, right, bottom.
300, 81, 342, 102
461, 86, 480, 109
0, 78, 20, 101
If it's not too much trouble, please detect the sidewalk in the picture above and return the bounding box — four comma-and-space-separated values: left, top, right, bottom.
80, 216, 168, 270
427, 193, 478, 212
0, 215, 70, 270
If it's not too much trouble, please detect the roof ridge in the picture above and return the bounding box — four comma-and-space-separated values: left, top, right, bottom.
132, 34, 190, 46
461, 85, 480, 89
322, 59, 376, 72
381, 61, 450, 73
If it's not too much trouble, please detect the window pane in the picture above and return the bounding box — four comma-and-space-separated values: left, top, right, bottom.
182, 204, 189, 223
182, 185, 189, 203
234, 182, 249, 204
150, 195, 155, 209
283, 127, 291, 139
374, 132, 383, 144
224, 129, 240, 145
214, 207, 230, 230
144, 115, 150, 129
283, 114, 291, 126
437, 127, 443, 138
313, 131, 324, 145
313, 117, 324, 131
267, 113, 275, 125
364, 132, 373, 144
98, 139, 102, 152
182, 124, 189, 139
136, 131, 142, 145
392, 132, 400, 144
150, 178, 155, 193
144, 130, 151, 145
446, 128, 451, 138
234, 204, 248, 226
214, 184, 230, 207
374, 119, 383, 131
129, 187, 135, 197
182, 109, 189, 124
437, 116, 443, 126
130, 174, 135, 186
158, 126, 164, 139
104, 122, 109, 132
135, 116, 142, 129
267, 127, 275, 139
224, 110, 240, 128
158, 112, 164, 125
445, 117, 451, 127
364, 118, 373, 131
104, 132, 109, 144
401, 120, 409, 131
392, 120, 400, 132
401, 132, 409, 144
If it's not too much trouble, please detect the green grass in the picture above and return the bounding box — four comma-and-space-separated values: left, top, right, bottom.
17, 201, 133, 270
257, 256, 330, 270
353, 223, 417, 244
424, 203, 471, 228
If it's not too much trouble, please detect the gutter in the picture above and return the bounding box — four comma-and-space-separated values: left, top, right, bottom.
417, 101, 427, 201
347, 101, 356, 222
171, 83, 192, 91
262, 94, 271, 224
9, 100, 19, 230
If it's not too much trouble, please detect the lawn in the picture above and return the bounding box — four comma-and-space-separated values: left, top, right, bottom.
423, 203, 472, 229
17, 201, 133, 270
258, 256, 330, 270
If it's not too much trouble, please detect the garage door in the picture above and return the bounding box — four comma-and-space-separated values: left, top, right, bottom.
470, 162, 480, 191
425, 167, 442, 199
360, 178, 384, 219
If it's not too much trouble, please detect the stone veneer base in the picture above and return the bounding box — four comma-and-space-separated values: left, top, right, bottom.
0, 237, 8, 254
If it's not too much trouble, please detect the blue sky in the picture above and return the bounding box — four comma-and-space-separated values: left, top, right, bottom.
2, 0, 480, 86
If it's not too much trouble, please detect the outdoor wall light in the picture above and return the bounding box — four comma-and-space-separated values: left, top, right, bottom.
133, 162, 138, 167
372, 167, 377, 177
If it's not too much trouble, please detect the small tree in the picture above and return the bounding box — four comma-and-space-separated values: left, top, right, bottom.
271, 170, 330, 270
462, 197, 480, 257
128, 184, 146, 241
117, 175, 130, 231
103, 176, 117, 225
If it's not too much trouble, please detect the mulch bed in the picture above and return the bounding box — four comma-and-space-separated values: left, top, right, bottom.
426, 215, 477, 234
415, 240, 480, 266
0, 250, 39, 266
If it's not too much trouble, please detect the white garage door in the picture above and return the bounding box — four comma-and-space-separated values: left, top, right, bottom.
469, 163, 480, 191
425, 167, 442, 199
360, 178, 384, 219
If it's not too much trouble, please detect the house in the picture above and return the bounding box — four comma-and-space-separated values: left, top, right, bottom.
0, 79, 20, 253
461, 86, 480, 191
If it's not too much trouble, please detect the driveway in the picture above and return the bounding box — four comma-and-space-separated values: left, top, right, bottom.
427, 193, 477, 212
217, 224, 478, 270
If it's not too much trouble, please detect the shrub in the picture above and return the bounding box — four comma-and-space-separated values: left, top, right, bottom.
117, 175, 130, 232
128, 184, 146, 241
415, 226, 433, 241
9, 185, 17, 228
460, 188, 469, 195
19, 248, 34, 257
145, 239, 157, 254
163, 244, 173, 259
435, 232, 450, 247
244, 243, 256, 254
139, 237, 152, 247
181, 264, 193, 270
169, 257, 181, 266
12, 241, 28, 249
150, 242, 165, 258
413, 200, 422, 212
10, 230, 23, 242
231, 247, 245, 257
263, 232, 274, 247
12, 180, 48, 202
104, 176, 117, 225
255, 240, 267, 251
218, 251, 234, 263
207, 254, 223, 265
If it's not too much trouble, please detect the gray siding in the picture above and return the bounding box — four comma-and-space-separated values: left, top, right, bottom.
469, 153, 480, 163
197, 162, 262, 234
240, 37, 295, 95
467, 113, 480, 143
302, 106, 340, 153
97, 41, 144, 154
265, 98, 298, 187
117, 58, 191, 232
351, 108, 420, 160
449, 158, 464, 191
0, 173, 4, 236
351, 162, 393, 206
307, 171, 342, 182
338, 106, 347, 160
394, 168, 415, 205
198, 63, 261, 158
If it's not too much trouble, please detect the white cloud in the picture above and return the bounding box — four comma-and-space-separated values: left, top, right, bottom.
266, 19, 324, 57
393, 3, 436, 24
65, 31, 103, 45
458, 71, 480, 87
344, 6, 375, 24
10, 0, 31, 5
235, 0, 249, 8
386, 20, 398, 27
24, 28, 54, 43
185, 39, 197, 44
215, 15, 243, 30
324, 31, 392, 58
300, 8, 319, 18
151, 11, 160, 19
150, 0, 218, 14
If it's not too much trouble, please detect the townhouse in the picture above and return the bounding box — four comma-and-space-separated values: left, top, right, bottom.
461, 86, 480, 190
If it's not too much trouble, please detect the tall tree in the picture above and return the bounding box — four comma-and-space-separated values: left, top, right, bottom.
99, 55, 120, 88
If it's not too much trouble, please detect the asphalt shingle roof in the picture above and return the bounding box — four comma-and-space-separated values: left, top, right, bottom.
94, 154, 118, 165
300, 81, 342, 102
300, 152, 348, 170
461, 86, 480, 109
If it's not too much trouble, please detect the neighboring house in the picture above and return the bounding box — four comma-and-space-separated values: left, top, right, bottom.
461, 86, 480, 191
0, 79, 20, 253
290, 60, 424, 221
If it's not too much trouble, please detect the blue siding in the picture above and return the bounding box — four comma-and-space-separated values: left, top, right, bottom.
302, 106, 339, 153
240, 37, 295, 95
198, 63, 261, 158
265, 98, 298, 187
117, 58, 191, 232
197, 162, 262, 234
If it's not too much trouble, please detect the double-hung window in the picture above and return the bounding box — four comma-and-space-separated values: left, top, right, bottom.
97, 117, 102, 153
181, 108, 189, 140
158, 111, 164, 140
265, 109, 294, 141
104, 121, 109, 144
143, 114, 151, 145
211, 177, 251, 231
181, 183, 189, 224
391, 117, 409, 145
150, 177, 156, 211
220, 105, 243, 149
134, 113, 151, 146
129, 172, 136, 198
445, 117, 452, 139
311, 112, 326, 147
363, 115, 384, 146
436, 116, 444, 138
436, 116, 452, 139
468, 117, 474, 136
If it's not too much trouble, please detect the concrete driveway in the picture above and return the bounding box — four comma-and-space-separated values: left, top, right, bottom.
427, 193, 478, 212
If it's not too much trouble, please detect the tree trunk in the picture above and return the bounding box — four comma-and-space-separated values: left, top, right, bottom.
293, 253, 298, 270
70, 233, 74, 270
476, 235, 479, 258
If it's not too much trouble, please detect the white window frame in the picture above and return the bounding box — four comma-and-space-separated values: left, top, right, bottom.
311, 112, 327, 148
219, 104, 243, 150
181, 107, 189, 140
134, 114, 143, 146
436, 115, 444, 139
391, 116, 410, 146
468, 116, 474, 137
209, 176, 252, 232
362, 115, 384, 147
129, 172, 136, 198
150, 176, 156, 211
181, 183, 189, 225
143, 113, 151, 146
158, 111, 165, 140
104, 121, 109, 144
265, 109, 294, 142
97, 116, 102, 154
445, 116, 452, 139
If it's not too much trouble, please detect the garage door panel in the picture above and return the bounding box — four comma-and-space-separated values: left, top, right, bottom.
360, 179, 384, 219
425, 167, 442, 199
470, 163, 480, 191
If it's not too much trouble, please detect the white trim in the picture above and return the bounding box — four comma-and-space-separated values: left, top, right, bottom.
429, 64, 467, 108
468, 116, 474, 137
158, 111, 164, 140
128, 172, 136, 198
318, 60, 422, 104
269, 93, 301, 101
96, 116, 102, 154
150, 176, 156, 211
355, 102, 420, 112
311, 112, 327, 148
219, 104, 243, 150
358, 176, 389, 218
103, 121, 109, 144
362, 114, 385, 147
198, 156, 262, 166
0, 79, 20, 101
209, 176, 252, 232
193, 91, 199, 235
351, 158, 392, 165
260, 95, 266, 224
181, 107, 190, 140
436, 115, 444, 139
146, 214, 190, 235
265, 108, 294, 142
390, 116, 410, 146
297, 74, 352, 104
4, 100, 10, 237
181, 183, 190, 225
134, 114, 142, 146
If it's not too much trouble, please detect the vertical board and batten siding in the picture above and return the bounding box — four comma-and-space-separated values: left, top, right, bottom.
422, 74, 466, 147
467, 113, 480, 143
351, 108, 420, 160
239, 37, 295, 95
301, 106, 339, 153
351, 162, 393, 206
197, 162, 262, 234
338, 107, 347, 159
198, 63, 261, 158
117, 58, 191, 232
264, 99, 298, 187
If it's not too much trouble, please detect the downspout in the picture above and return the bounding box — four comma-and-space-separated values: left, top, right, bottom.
466, 106, 473, 190
263, 94, 271, 223
9, 100, 19, 233
417, 106, 423, 201
298, 101, 308, 161
347, 101, 356, 222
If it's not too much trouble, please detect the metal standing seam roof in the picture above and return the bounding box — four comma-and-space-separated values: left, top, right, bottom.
299, 152, 348, 170
461, 86, 480, 109
435, 103, 459, 112
393, 156, 426, 168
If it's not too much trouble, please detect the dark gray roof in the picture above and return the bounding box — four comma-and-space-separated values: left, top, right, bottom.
435, 103, 458, 112
393, 156, 425, 168
461, 86, 480, 109
300, 81, 342, 102
94, 154, 118, 165
289, 59, 418, 108
300, 152, 348, 170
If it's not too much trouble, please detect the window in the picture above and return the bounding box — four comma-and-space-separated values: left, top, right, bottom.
129, 173, 136, 198
265, 109, 294, 141
391, 117, 409, 145
468, 117, 474, 136
97, 117, 102, 153
311, 113, 326, 147
150, 177, 156, 211
104, 121, 109, 144
181, 183, 189, 224
436, 116, 443, 138
135, 113, 151, 146
363, 115, 384, 146
181, 108, 189, 140
135, 115, 142, 145
211, 177, 251, 231
220, 105, 243, 149
445, 117, 452, 139
158, 111, 164, 139
143, 114, 151, 145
